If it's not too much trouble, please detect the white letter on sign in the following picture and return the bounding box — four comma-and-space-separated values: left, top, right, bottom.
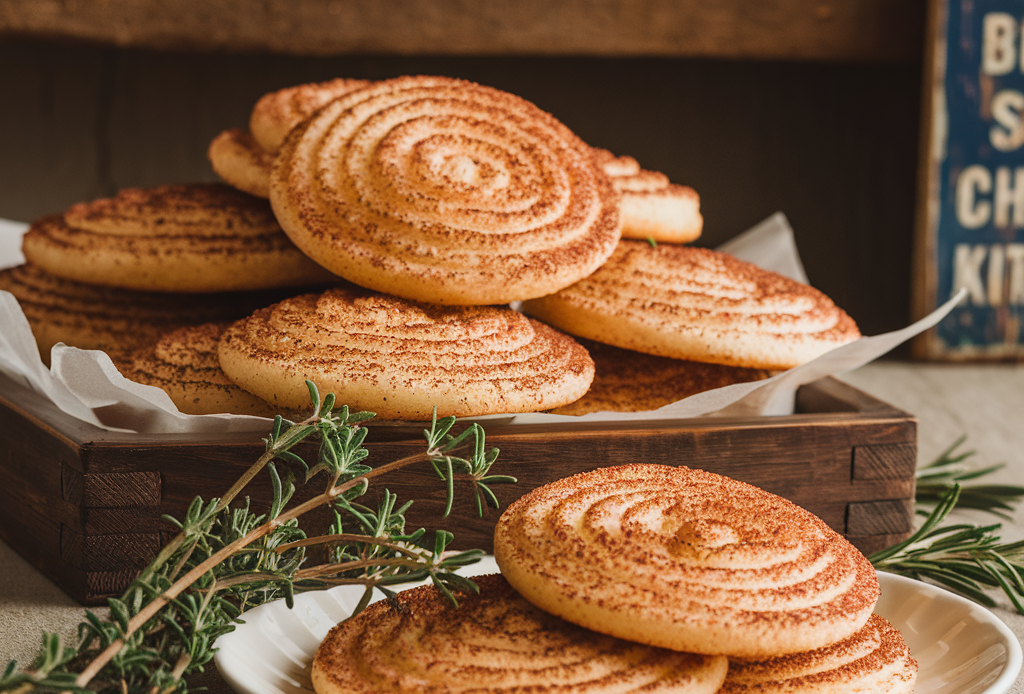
983, 12, 1017, 75
991, 89, 1024, 151
953, 244, 988, 305
1007, 244, 1024, 304
956, 165, 993, 228
994, 166, 1024, 226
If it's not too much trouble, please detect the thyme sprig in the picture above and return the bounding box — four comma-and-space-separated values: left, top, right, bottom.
0, 381, 515, 694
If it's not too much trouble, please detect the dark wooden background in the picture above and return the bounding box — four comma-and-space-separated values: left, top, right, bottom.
0, 1, 925, 339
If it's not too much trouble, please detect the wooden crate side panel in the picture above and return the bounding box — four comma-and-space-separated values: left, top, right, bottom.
853, 443, 918, 480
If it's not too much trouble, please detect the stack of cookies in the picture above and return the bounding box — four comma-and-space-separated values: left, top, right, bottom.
6, 74, 861, 418
312, 465, 918, 693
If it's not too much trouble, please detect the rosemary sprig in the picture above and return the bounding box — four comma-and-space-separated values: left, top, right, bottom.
914, 435, 1024, 519
0, 381, 516, 694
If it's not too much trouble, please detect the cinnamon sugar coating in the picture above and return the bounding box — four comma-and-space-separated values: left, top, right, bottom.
270, 75, 621, 305
0, 263, 291, 364
593, 148, 703, 244
208, 128, 273, 197
550, 338, 771, 415
722, 614, 918, 694
494, 464, 880, 659
312, 574, 728, 694
21, 184, 337, 292
249, 77, 373, 153
120, 323, 278, 416
210, 78, 372, 198
217, 285, 595, 419
522, 241, 860, 370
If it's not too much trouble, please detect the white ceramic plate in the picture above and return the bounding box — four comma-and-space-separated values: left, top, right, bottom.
214, 562, 1022, 694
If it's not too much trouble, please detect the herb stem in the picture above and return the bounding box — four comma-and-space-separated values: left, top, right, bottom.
75, 446, 433, 687
137, 417, 319, 585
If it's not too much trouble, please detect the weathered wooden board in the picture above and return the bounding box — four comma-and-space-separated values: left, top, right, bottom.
0, 0, 925, 62
0, 372, 916, 605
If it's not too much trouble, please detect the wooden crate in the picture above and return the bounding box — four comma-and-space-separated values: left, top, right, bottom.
0, 373, 917, 605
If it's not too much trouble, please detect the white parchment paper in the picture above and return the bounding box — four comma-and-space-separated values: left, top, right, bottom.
0, 214, 963, 433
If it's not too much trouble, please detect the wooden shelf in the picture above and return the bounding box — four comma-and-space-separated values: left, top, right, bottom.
0, 0, 925, 62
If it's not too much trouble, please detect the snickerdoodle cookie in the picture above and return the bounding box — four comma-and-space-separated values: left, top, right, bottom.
21, 184, 337, 292
0, 263, 287, 364
209, 78, 372, 197
218, 285, 594, 419
494, 464, 880, 659
312, 574, 729, 694
119, 323, 278, 416
550, 338, 771, 415
270, 75, 621, 305
721, 614, 918, 694
593, 148, 702, 244
522, 241, 860, 370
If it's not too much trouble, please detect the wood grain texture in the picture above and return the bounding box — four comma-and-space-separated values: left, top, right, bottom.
0, 0, 925, 62
81, 472, 161, 507
853, 443, 918, 480
60, 528, 162, 571
847, 499, 917, 535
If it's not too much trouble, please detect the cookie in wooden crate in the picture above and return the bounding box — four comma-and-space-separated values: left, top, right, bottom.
522, 240, 860, 370
218, 285, 595, 419
269, 75, 621, 305
21, 184, 336, 293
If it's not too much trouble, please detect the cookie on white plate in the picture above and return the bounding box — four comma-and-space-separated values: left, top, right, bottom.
494, 464, 880, 659
313, 574, 729, 694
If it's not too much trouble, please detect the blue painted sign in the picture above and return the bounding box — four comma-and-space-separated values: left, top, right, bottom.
917, 0, 1024, 358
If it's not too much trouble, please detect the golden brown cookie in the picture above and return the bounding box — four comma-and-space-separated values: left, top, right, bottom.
550, 338, 771, 415
21, 184, 337, 293
249, 77, 372, 153
721, 615, 918, 694
209, 78, 372, 197
593, 148, 703, 244
0, 263, 291, 364
119, 323, 279, 416
218, 285, 595, 419
312, 574, 729, 694
270, 75, 621, 305
494, 464, 880, 659
208, 128, 273, 198
522, 241, 860, 370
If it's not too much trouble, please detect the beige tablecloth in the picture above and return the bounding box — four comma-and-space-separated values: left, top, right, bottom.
1, 362, 1022, 690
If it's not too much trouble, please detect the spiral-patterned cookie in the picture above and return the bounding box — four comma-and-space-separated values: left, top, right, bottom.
522, 241, 860, 370
120, 324, 278, 416
270, 75, 621, 305
494, 464, 880, 659
218, 285, 594, 419
593, 148, 703, 244
208, 128, 274, 197
21, 184, 337, 292
550, 338, 770, 415
0, 263, 291, 364
250, 77, 373, 153
209, 78, 372, 197
312, 574, 728, 694
722, 615, 918, 694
